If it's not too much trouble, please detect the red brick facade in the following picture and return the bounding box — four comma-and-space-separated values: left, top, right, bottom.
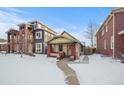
71, 43, 76, 60
96, 16, 113, 57
47, 44, 52, 57
114, 11, 124, 58
96, 9, 124, 58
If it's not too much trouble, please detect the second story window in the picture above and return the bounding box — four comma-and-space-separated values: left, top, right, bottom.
106, 25, 108, 32
102, 29, 104, 36
36, 32, 42, 39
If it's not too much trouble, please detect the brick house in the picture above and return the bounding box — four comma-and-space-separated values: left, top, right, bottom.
96, 8, 124, 58
47, 31, 82, 60
7, 21, 57, 54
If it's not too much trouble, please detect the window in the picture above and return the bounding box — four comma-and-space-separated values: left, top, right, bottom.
111, 36, 114, 49
35, 32, 42, 39
35, 43, 42, 53
106, 25, 108, 32
104, 39, 106, 49
97, 34, 99, 39
102, 29, 104, 36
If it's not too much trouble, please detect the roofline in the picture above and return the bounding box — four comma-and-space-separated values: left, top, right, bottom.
61, 31, 82, 44
47, 31, 82, 44
29, 20, 57, 34
95, 11, 113, 36
95, 7, 124, 36
47, 35, 73, 43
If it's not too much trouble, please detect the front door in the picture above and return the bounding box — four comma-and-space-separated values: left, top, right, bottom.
59, 44, 63, 51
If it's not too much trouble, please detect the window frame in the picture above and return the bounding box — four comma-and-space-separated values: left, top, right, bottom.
106, 25, 108, 32
102, 29, 104, 36
35, 31, 42, 39
104, 39, 106, 49
110, 36, 114, 49
35, 43, 42, 53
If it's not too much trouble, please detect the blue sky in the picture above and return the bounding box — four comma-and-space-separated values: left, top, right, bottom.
0, 7, 113, 45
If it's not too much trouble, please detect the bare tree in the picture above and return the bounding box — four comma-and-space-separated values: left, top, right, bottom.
85, 20, 98, 47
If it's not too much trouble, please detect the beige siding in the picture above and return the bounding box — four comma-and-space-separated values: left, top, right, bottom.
63, 44, 67, 56
62, 33, 75, 41
28, 43, 33, 53
49, 37, 73, 44
44, 31, 55, 43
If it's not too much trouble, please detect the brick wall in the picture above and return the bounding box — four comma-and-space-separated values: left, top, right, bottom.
97, 16, 113, 57
114, 11, 124, 58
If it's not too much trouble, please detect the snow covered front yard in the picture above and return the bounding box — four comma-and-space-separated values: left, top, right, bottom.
1, 53, 124, 85
69, 54, 124, 85
0, 53, 65, 85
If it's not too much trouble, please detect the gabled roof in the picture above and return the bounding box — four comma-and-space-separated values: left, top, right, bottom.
61, 31, 81, 44
47, 31, 83, 45
95, 7, 124, 36
47, 35, 75, 44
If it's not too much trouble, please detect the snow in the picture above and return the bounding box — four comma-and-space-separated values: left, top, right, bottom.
0, 53, 65, 85
69, 54, 124, 85
0, 42, 7, 44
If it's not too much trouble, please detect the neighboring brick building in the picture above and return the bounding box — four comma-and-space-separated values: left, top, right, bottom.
7, 21, 57, 54
0, 42, 7, 51
96, 8, 124, 58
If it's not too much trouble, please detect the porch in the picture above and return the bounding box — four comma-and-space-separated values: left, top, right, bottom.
47, 43, 76, 60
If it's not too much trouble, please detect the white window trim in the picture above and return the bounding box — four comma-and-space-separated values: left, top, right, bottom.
104, 39, 106, 49
102, 29, 104, 36
111, 36, 114, 49
106, 25, 108, 32
35, 31, 42, 39
35, 43, 42, 53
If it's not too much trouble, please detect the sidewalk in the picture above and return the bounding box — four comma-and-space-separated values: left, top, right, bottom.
56, 58, 80, 85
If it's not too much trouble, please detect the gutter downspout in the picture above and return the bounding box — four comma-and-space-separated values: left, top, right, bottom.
113, 13, 115, 58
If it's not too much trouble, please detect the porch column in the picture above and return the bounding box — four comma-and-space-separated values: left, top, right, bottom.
47, 44, 52, 57
7, 33, 10, 53
71, 43, 76, 60
12, 33, 14, 53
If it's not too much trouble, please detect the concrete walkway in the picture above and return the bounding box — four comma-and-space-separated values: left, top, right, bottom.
82, 55, 89, 64
56, 59, 80, 85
